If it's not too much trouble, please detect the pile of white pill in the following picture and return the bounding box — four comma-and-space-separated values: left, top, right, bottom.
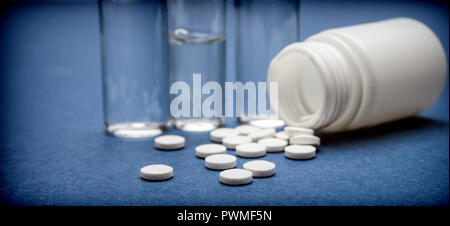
140, 121, 321, 186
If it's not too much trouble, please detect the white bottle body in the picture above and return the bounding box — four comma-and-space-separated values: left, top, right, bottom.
268, 18, 447, 132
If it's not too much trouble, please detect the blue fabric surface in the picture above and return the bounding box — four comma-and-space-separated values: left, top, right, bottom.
0, 0, 448, 206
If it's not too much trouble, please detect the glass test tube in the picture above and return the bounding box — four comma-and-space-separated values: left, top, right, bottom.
168, 0, 226, 132
234, 0, 299, 122
99, 0, 170, 138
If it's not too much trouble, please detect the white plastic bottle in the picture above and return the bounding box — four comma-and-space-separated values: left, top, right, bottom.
268, 18, 447, 132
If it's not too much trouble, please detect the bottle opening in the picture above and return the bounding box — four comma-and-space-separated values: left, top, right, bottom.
268, 44, 327, 129
295, 53, 325, 115
268, 41, 351, 131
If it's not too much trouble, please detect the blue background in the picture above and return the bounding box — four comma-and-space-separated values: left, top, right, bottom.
0, 0, 448, 205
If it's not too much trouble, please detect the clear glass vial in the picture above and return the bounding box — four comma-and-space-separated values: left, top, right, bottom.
168, 0, 226, 132
268, 18, 447, 132
234, 0, 299, 122
99, 0, 170, 138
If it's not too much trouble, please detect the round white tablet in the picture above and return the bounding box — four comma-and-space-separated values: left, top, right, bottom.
285, 145, 316, 160
195, 144, 227, 158
222, 136, 252, 149
243, 160, 276, 177
257, 138, 288, 152
210, 128, 239, 142
275, 131, 290, 140
250, 119, 285, 129
140, 164, 173, 181
289, 135, 320, 146
205, 154, 237, 170
220, 169, 253, 185
234, 125, 261, 135
154, 135, 185, 150
284, 126, 314, 136
248, 128, 276, 141
235, 143, 267, 158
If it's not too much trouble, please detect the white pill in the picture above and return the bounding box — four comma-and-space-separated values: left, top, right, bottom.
275, 131, 290, 140
284, 126, 314, 136
154, 135, 185, 150
250, 119, 285, 129
220, 169, 253, 185
243, 160, 276, 177
285, 145, 316, 160
234, 125, 261, 135
140, 164, 173, 181
222, 136, 252, 149
210, 128, 239, 142
248, 128, 276, 141
195, 144, 227, 158
257, 138, 288, 152
236, 143, 267, 158
205, 154, 237, 170
289, 134, 320, 146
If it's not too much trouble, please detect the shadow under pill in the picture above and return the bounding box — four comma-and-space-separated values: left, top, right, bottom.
252, 174, 276, 180
220, 181, 253, 187
284, 157, 316, 161
140, 177, 174, 182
